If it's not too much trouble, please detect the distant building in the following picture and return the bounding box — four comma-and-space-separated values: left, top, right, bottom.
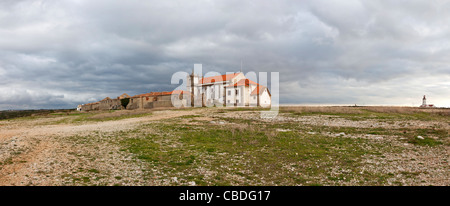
127, 90, 188, 110
78, 91, 188, 111
80, 101, 100, 111
420, 95, 435, 108
77, 70, 271, 111
187, 71, 271, 107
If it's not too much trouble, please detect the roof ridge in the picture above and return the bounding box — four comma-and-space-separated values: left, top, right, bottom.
200, 73, 241, 84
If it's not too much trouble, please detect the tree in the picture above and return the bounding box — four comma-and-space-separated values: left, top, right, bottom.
121, 98, 130, 109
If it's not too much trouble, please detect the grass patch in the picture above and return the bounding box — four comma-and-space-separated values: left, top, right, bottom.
55, 106, 447, 186
180, 115, 201, 119
224, 107, 271, 112
281, 106, 450, 122
121, 135, 161, 163
301, 124, 446, 147
0, 109, 75, 121
50, 110, 153, 124
88, 169, 100, 174
116, 121, 400, 185
408, 137, 443, 147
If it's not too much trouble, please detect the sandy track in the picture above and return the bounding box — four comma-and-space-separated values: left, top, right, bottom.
0, 109, 199, 185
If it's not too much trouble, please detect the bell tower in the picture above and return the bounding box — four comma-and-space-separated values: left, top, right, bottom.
187, 69, 197, 107
187, 67, 203, 107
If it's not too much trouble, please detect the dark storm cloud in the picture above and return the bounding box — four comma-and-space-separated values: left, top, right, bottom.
0, 0, 449, 109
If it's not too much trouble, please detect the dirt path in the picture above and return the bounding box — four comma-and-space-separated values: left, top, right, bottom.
0, 109, 199, 185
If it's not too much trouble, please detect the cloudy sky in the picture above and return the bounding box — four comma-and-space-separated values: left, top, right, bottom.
0, 0, 449, 109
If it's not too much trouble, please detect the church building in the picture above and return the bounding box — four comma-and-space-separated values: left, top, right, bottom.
187, 71, 271, 107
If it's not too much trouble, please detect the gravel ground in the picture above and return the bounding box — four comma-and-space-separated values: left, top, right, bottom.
209, 109, 449, 185
0, 107, 448, 185
0, 109, 200, 185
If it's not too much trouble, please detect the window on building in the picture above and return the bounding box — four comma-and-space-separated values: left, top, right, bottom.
236, 89, 239, 95
253, 96, 256, 100
228, 90, 231, 96
236, 100, 239, 104
227, 100, 230, 103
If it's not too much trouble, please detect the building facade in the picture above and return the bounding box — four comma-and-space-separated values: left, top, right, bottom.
187, 71, 271, 107
78, 71, 271, 111
128, 91, 189, 110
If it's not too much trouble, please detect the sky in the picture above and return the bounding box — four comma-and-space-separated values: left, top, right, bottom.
0, 0, 449, 109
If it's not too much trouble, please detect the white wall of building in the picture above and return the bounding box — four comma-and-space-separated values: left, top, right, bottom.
250, 94, 258, 106
189, 72, 270, 108
260, 88, 271, 107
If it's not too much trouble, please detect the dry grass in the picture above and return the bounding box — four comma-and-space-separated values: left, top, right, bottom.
280, 106, 364, 114
280, 106, 450, 116
1, 107, 448, 186
364, 106, 450, 116
88, 110, 153, 120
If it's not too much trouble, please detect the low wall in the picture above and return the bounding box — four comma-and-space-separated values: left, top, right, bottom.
150, 100, 174, 108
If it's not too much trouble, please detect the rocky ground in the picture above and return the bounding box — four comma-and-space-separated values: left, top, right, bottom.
0, 107, 448, 186
0, 109, 199, 185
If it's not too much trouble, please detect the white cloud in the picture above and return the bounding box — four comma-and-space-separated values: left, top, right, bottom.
0, 0, 449, 109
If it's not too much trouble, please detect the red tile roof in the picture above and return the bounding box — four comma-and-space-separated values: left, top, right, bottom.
251, 85, 270, 96
225, 79, 259, 87
118, 93, 130, 99
200, 73, 241, 84
84, 101, 100, 106
171, 90, 190, 95
130, 92, 166, 98
131, 90, 190, 98
150, 91, 173, 96
100, 97, 111, 101
130, 93, 152, 98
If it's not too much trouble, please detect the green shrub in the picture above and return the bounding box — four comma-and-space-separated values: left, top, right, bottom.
120, 98, 130, 109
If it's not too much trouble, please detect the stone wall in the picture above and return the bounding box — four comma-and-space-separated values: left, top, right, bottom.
79, 92, 190, 111
91, 103, 100, 110
149, 100, 174, 108
99, 99, 121, 110
127, 96, 155, 110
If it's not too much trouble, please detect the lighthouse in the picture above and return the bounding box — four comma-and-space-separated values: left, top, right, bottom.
420, 95, 435, 108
